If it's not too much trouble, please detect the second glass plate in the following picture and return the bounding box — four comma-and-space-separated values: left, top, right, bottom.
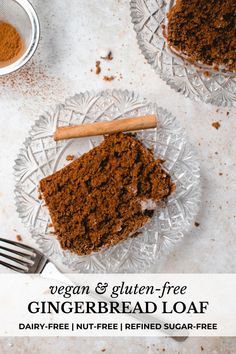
130, 0, 236, 108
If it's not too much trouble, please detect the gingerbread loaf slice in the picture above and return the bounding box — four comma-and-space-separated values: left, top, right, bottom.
166, 0, 236, 72
39, 133, 175, 256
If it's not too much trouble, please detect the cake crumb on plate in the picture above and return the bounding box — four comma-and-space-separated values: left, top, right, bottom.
16, 234, 22, 241
66, 155, 74, 161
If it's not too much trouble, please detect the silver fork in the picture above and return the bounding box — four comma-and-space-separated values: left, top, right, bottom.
0, 237, 48, 273
0, 238, 187, 341
0, 238, 69, 283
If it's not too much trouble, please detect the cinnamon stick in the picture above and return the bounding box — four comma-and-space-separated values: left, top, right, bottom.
54, 115, 157, 141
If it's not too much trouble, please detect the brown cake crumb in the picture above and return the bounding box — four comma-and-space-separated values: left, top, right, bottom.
212, 121, 221, 130
103, 75, 115, 81
66, 155, 74, 161
16, 234, 22, 242
203, 71, 210, 77
101, 51, 113, 60
95, 61, 101, 75
167, 0, 236, 72
39, 133, 175, 256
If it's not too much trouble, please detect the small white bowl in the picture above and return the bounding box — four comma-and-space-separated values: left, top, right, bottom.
0, 0, 40, 76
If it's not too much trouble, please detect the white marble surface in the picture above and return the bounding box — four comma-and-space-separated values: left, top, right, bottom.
0, 0, 235, 352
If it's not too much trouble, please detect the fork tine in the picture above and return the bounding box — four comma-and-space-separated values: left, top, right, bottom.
0, 252, 30, 267
0, 238, 35, 253
0, 260, 26, 273
0, 245, 33, 258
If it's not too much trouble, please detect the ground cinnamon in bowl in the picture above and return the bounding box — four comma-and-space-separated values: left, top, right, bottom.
0, 21, 24, 67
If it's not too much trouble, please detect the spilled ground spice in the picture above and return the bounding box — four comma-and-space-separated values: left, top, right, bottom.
0, 22, 24, 66
167, 0, 236, 72
40, 133, 175, 256
0, 61, 66, 103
